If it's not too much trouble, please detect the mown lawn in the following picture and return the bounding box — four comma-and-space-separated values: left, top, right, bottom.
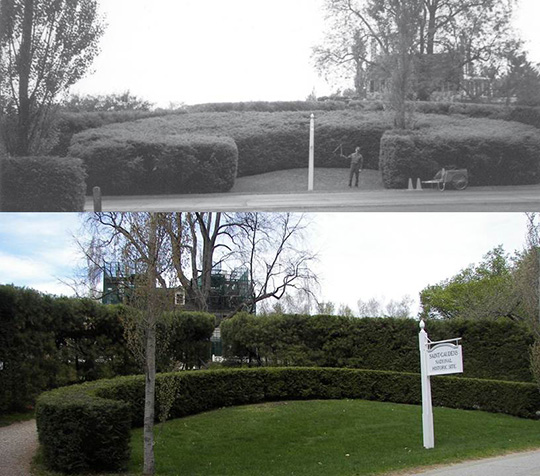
127, 399, 540, 476
231, 168, 384, 194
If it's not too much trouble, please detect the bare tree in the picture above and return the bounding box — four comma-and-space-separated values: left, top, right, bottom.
228, 213, 318, 315
80, 212, 318, 316
357, 295, 413, 318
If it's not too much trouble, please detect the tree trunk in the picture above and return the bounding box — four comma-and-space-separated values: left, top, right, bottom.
143, 214, 159, 476
16, 0, 34, 156
0, 0, 6, 210
425, 1, 437, 55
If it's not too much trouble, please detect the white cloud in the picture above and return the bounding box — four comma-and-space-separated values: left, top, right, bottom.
312, 213, 527, 315
0, 252, 53, 282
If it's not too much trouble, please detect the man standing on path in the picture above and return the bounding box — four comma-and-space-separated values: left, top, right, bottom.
342, 146, 364, 187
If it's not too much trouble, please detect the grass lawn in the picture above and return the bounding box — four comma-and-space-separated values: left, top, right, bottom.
231, 168, 384, 194
125, 399, 540, 476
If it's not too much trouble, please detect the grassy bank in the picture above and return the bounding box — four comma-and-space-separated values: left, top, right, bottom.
125, 399, 540, 475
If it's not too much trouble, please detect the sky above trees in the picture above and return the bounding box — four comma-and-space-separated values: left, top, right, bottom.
0, 213, 529, 316
68, 0, 540, 107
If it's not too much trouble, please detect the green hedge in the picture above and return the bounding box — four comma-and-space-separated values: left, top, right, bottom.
37, 384, 131, 473
36, 367, 540, 473
380, 116, 540, 188
221, 314, 534, 382
0, 156, 86, 211
0, 285, 139, 414
69, 132, 238, 195
0, 285, 217, 414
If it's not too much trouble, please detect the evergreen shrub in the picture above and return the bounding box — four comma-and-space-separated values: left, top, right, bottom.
0, 285, 138, 413
36, 367, 540, 473
1, 156, 86, 211
379, 117, 540, 188
70, 111, 390, 181
221, 314, 534, 382
69, 132, 238, 195
186, 100, 348, 113
51, 110, 179, 157
37, 385, 131, 473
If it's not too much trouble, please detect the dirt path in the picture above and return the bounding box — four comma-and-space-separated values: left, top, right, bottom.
0, 420, 38, 476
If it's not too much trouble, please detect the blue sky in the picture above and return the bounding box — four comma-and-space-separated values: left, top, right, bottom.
0, 213, 530, 315
0, 213, 84, 296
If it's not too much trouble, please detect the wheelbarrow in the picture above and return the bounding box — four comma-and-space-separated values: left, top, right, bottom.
422, 168, 468, 191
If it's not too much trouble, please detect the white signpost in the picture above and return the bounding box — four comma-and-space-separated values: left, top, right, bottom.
308, 113, 315, 191
419, 320, 463, 449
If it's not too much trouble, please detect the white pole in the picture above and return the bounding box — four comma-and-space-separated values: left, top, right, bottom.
419, 319, 434, 449
308, 113, 315, 191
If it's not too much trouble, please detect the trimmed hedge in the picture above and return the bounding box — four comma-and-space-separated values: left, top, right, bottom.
36, 367, 540, 473
221, 315, 534, 382
0, 285, 141, 414
37, 384, 131, 473
0, 156, 86, 211
69, 132, 238, 195
187, 101, 540, 129
51, 109, 180, 157
70, 111, 390, 180
186, 100, 348, 113
380, 116, 540, 188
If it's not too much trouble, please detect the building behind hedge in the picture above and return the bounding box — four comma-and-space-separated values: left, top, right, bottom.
101, 262, 254, 358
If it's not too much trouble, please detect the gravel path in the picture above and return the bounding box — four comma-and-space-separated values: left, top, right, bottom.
0, 420, 38, 476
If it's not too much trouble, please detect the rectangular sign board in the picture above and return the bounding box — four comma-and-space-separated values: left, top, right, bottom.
427, 342, 463, 376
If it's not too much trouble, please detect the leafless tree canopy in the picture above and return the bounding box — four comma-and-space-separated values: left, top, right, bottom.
78, 212, 319, 317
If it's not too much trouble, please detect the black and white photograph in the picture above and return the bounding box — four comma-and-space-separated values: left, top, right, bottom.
1, 1, 540, 475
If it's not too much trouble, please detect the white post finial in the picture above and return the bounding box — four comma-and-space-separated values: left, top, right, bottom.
420, 319, 425, 330
308, 114, 315, 191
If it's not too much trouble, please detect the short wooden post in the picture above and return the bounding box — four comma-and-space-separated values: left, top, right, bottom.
308, 113, 315, 191
93, 186, 102, 212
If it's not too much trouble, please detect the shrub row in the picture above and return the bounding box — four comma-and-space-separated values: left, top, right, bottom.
0, 285, 215, 413
0, 156, 86, 211
36, 367, 540, 473
220, 314, 535, 382
186, 100, 540, 129
187, 100, 348, 113
69, 132, 238, 195
380, 116, 540, 188
54, 101, 540, 164
71, 111, 390, 180
185, 97, 540, 128
67, 108, 540, 194
50, 109, 180, 157
0, 286, 138, 413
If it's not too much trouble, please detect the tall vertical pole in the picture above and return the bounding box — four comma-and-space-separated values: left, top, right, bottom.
419, 319, 434, 449
308, 113, 314, 191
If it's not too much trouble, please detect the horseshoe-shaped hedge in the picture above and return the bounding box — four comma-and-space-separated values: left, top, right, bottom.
36, 367, 540, 473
